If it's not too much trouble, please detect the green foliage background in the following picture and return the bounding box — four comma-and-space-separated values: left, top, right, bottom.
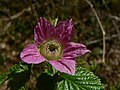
0, 0, 120, 90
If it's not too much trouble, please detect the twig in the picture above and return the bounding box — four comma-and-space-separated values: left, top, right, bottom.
11, 7, 31, 20
111, 19, 120, 40
86, 34, 120, 45
84, 0, 106, 62
3, 22, 11, 31
29, 0, 37, 21
0, 7, 31, 33
102, 0, 110, 11
109, 14, 120, 21
2, 7, 31, 22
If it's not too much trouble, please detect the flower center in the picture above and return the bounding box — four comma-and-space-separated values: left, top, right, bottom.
49, 44, 57, 52
39, 40, 62, 60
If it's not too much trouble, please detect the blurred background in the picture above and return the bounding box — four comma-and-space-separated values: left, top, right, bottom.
0, 0, 120, 90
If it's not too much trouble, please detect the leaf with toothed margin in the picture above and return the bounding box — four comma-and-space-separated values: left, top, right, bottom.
8, 62, 30, 74
7, 62, 31, 90
0, 72, 9, 85
57, 67, 104, 90
0, 62, 31, 87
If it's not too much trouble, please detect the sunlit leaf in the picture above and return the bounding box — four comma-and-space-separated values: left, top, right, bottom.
57, 67, 104, 90
8, 62, 30, 74
51, 18, 58, 26
7, 63, 31, 90
0, 62, 31, 88
0, 72, 9, 85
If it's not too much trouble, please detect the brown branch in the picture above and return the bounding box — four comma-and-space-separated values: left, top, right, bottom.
0, 7, 31, 33
84, 0, 106, 62
86, 34, 120, 45
11, 7, 31, 20
28, 0, 37, 21
2, 7, 31, 22
109, 14, 120, 21
111, 19, 120, 40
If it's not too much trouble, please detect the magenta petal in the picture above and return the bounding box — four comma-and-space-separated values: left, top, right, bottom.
63, 42, 90, 58
20, 44, 46, 64
55, 19, 74, 43
34, 17, 55, 44
49, 58, 76, 75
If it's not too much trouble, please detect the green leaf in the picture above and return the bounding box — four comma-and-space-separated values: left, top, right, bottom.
8, 62, 30, 74
36, 73, 58, 90
51, 18, 58, 26
7, 63, 31, 90
0, 72, 9, 85
57, 67, 104, 90
0, 62, 31, 87
7, 70, 30, 90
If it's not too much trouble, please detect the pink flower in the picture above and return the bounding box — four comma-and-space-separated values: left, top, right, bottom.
20, 17, 90, 75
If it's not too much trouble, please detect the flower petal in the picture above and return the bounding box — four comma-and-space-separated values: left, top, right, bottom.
20, 44, 46, 64
55, 19, 74, 43
34, 17, 55, 44
63, 42, 90, 58
49, 58, 76, 75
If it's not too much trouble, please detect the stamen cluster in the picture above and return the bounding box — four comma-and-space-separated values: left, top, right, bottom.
40, 40, 62, 60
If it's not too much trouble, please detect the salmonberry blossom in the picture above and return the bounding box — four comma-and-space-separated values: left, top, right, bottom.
20, 17, 90, 75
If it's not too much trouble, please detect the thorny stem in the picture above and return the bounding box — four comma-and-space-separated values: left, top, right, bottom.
84, 0, 106, 63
